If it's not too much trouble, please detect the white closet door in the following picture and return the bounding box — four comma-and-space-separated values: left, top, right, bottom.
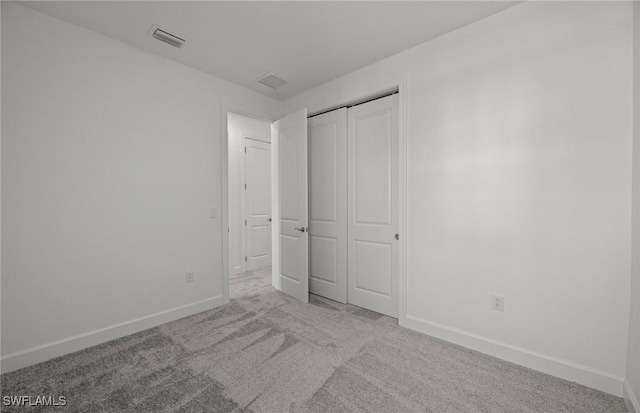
272, 109, 309, 303
308, 108, 347, 303
347, 94, 399, 318
245, 138, 271, 271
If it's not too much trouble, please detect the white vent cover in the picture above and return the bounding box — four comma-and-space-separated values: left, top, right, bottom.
150, 25, 185, 48
256, 72, 287, 89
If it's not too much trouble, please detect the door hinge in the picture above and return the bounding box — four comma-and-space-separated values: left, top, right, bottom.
245, 256, 247, 262
244, 147, 247, 153
245, 219, 247, 226
244, 183, 247, 189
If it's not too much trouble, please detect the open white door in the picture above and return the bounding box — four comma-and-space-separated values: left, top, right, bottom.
272, 109, 309, 303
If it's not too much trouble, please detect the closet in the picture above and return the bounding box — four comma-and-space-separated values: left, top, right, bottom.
308, 94, 399, 317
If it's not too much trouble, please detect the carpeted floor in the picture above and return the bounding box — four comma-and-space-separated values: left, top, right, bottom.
1, 267, 628, 412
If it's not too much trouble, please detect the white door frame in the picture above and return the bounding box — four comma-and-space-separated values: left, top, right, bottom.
221, 103, 276, 305
304, 76, 408, 325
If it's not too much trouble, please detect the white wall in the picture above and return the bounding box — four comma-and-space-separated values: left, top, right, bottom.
286, 1, 633, 396
227, 113, 271, 275
1, 3, 281, 372
626, 2, 640, 411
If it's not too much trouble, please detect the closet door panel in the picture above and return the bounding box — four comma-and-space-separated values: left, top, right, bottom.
308, 108, 348, 303
348, 95, 399, 318
354, 111, 392, 225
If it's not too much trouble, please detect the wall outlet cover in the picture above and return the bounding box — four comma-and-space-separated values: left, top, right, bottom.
492, 294, 504, 311
186, 271, 195, 283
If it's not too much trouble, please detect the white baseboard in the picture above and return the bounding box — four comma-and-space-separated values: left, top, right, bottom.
625, 381, 640, 413
401, 315, 624, 397
1, 295, 227, 374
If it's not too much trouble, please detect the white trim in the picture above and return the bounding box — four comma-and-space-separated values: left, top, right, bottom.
401, 314, 625, 397
241, 133, 247, 274
625, 381, 640, 413
398, 76, 409, 328
1, 295, 226, 374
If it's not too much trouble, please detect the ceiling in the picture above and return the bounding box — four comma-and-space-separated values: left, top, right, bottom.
19, 1, 520, 100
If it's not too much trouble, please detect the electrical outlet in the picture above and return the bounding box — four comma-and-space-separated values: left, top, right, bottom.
186, 271, 195, 283
491, 294, 504, 311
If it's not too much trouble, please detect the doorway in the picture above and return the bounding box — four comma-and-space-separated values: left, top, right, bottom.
227, 113, 272, 277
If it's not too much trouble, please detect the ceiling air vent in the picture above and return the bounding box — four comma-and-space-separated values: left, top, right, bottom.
150, 25, 186, 48
256, 72, 287, 90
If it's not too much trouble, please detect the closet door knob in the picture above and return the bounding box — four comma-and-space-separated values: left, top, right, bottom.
294, 227, 306, 233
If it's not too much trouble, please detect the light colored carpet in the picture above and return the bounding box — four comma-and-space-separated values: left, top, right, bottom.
1, 267, 628, 412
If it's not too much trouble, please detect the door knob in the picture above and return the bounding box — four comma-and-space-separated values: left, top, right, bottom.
268, 218, 272, 222
395, 234, 399, 240
294, 227, 306, 233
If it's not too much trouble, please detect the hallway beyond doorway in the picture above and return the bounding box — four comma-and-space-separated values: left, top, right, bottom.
230, 267, 272, 298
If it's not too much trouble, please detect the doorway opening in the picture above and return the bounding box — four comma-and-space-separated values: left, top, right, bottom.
227, 112, 273, 298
